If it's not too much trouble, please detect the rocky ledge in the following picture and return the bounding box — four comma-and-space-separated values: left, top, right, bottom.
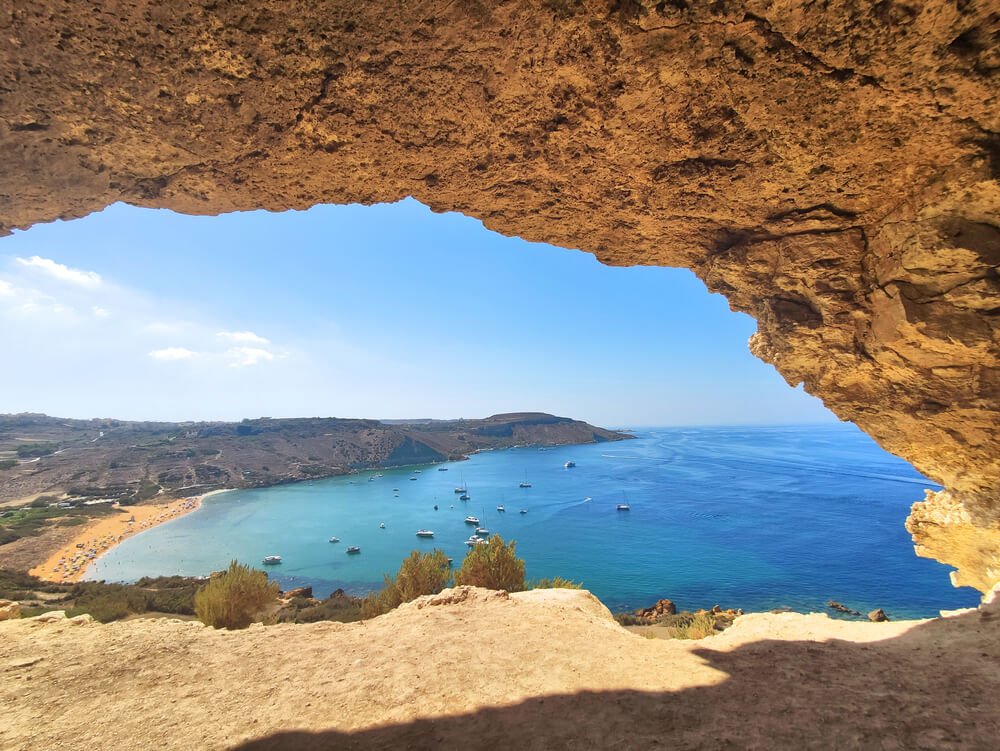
1, 586, 998, 749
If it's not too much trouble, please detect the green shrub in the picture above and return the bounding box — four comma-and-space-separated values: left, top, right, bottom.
454, 535, 526, 592
531, 576, 583, 590
194, 561, 279, 629
0, 459, 17, 470
361, 549, 452, 619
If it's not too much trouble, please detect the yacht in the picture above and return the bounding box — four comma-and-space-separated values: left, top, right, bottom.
519, 509, 528, 514
616, 503, 631, 511
262, 555, 282, 565
346, 546, 361, 554
410, 476, 418, 481
564, 460, 576, 469
464, 516, 480, 525
415, 529, 435, 538
465, 536, 479, 547
459, 493, 470, 501
379, 522, 386, 529
496, 505, 505, 512
438, 467, 448, 471
328, 536, 340, 543
475, 527, 490, 537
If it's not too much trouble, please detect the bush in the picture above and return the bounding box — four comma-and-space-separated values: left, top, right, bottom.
531, 576, 583, 590
194, 561, 279, 629
16, 443, 56, 458
0, 459, 17, 470
361, 549, 452, 619
454, 535, 526, 592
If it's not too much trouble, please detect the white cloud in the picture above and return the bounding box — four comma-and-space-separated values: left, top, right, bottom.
149, 347, 198, 362
0, 279, 12, 296
226, 346, 275, 367
217, 330, 270, 345
92, 306, 110, 318
16, 256, 102, 287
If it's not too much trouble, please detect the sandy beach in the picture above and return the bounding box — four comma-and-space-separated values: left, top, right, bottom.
29, 496, 203, 584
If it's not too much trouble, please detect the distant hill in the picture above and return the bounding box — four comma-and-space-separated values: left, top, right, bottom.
0, 412, 630, 504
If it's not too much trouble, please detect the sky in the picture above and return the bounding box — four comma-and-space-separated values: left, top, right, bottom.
0, 198, 836, 427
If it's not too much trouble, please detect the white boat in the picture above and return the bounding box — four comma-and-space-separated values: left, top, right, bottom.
464, 516, 480, 525
262, 555, 282, 565
416, 529, 435, 538
496, 505, 505, 512
465, 536, 479, 546
475, 527, 490, 537
454, 487, 466, 493
616, 503, 630, 511
409, 477, 417, 481
460, 493, 470, 501
519, 481, 532, 488
519, 509, 528, 514
346, 546, 361, 554
328, 536, 340, 543
564, 460, 576, 468
414, 470, 422, 473
379, 522, 386, 529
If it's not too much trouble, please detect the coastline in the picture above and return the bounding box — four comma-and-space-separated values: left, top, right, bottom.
29, 495, 206, 584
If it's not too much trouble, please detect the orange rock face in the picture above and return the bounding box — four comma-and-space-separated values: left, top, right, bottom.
0, 2, 996, 589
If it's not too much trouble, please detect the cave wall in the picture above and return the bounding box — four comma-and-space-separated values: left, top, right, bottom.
1, 1, 997, 590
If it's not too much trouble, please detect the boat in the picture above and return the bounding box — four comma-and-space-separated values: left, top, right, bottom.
459, 493, 470, 501
328, 536, 340, 543
414, 470, 422, 473
367, 477, 375, 482
564, 460, 576, 468
465, 536, 479, 546
346, 546, 361, 554
379, 522, 386, 529
464, 516, 480, 525
454, 487, 466, 493
409, 476, 417, 481
519, 509, 528, 514
583, 496, 592, 502
616, 502, 631, 511
262, 555, 282, 565
475, 527, 490, 537
519, 472, 532, 488
416, 529, 435, 538
496, 505, 505, 512
393, 488, 400, 491
438, 467, 448, 471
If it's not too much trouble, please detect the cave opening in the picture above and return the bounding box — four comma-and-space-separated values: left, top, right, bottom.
0, 199, 981, 616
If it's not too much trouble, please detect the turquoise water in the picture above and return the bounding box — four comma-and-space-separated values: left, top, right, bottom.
85, 424, 981, 618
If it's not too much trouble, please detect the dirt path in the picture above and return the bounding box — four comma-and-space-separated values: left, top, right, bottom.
1, 587, 996, 750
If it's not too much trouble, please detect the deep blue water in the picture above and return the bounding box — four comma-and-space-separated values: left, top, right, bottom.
84, 424, 981, 618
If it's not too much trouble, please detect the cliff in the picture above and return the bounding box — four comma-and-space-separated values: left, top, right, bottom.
0, 412, 627, 504
1, 586, 997, 749
0, 1, 996, 589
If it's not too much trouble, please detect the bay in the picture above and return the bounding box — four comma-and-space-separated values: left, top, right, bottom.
84, 423, 981, 618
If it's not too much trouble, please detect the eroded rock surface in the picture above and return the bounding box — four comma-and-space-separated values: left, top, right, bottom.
0, 1, 997, 588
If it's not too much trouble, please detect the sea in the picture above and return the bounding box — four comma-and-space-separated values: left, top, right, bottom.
83, 424, 982, 618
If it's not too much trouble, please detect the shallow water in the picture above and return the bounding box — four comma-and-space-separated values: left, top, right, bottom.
85, 424, 981, 617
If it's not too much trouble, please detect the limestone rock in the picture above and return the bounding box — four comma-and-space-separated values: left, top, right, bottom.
868, 609, 890, 623
0, 1, 997, 590
282, 586, 313, 600
0, 599, 21, 621
633, 598, 677, 621
30, 610, 66, 623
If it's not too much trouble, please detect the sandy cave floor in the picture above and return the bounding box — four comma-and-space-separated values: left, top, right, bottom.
1, 587, 997, 750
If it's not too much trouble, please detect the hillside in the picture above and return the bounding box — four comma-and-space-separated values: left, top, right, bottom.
0, 412, 627, 505
1, 586, 996, 750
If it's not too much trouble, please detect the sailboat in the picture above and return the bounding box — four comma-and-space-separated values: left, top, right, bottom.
616, 491, 631, 511
519, 471, 532, 489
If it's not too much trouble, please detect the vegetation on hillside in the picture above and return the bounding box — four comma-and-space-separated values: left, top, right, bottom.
454, 535, 527, 592
194, 560, 280, 629
361, 549, 452, 618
